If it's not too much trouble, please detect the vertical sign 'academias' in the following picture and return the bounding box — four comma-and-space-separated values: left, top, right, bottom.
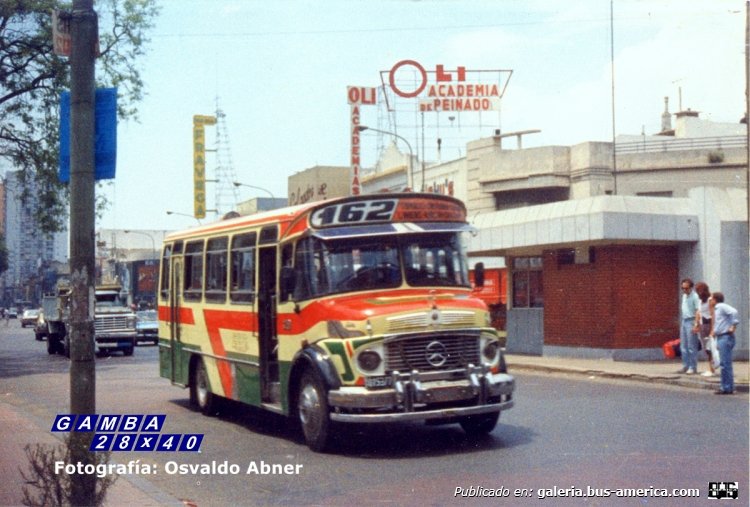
193, 115, 216, 219
347, 87, 377, 196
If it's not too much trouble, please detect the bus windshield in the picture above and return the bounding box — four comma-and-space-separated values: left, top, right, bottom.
293, 232, 470, 300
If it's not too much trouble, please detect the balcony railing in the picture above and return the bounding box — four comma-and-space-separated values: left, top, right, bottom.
615, 135, 747, 155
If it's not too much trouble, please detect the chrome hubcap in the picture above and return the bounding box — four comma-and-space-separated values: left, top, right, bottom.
298, 384, 320, 428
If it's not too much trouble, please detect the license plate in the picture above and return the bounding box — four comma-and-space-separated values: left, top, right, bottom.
365, 376, 393, 388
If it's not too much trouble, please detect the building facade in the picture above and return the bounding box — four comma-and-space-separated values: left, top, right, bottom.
0, 171, 68, 307
360, 111, 749, 360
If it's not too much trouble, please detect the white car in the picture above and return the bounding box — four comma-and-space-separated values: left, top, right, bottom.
21, 309, 40, 327
135, 310, 159, 345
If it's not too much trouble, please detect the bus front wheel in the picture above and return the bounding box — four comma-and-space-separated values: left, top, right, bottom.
191, 358, 218, 416
459, 411, 500, 436
297, 370, 331, 452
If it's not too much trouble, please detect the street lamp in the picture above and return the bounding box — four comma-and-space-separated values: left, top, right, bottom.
166, 210, 203, 225
232, 181, 275, 200
357, 125, 416, 191
123, 229, 157, 261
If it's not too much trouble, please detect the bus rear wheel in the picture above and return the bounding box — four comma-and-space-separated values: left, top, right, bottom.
191, 358, 218, 416
297, 370, 331, 452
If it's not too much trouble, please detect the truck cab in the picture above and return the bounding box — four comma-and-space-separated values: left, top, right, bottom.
91, 284, 137, 356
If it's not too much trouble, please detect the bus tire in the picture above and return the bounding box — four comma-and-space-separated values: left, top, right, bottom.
297, 369, 331, 452
47, 334, 58, 355
459, 411, 500, 436
191, 358, 218, 416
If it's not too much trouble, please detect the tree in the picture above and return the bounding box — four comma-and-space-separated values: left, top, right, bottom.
0, 0, 159, 233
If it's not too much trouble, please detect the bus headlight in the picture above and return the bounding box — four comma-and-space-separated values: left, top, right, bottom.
357, 350, 382, 372
483, 340, 499, 361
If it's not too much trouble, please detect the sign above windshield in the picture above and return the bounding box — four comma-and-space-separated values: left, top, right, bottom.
309, 196, 466, 229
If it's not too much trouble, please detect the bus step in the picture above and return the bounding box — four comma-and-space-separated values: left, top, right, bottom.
261, 402, 284, 415
268, 382, 281, 403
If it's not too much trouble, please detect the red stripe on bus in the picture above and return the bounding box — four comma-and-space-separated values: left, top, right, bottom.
158, 305, 195, 325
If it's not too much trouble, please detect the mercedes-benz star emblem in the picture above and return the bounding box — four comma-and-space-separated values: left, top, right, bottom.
425, 341, 448, 367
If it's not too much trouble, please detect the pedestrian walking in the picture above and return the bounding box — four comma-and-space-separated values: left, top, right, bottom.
710, 292, 739, 395
694, 282, 715, 377
678, 278, 700, 374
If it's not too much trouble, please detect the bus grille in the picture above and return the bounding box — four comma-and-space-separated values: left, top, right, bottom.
95, 316, 129, 332
385, 334, 480, 372
386, 310, 476, 333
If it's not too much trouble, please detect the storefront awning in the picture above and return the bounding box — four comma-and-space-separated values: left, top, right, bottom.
469, 195, 699, 255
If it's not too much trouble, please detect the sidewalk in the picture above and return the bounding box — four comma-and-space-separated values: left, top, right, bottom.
0, 399, 182, 507
1, 356, 746, 507
506, 354, 749, 393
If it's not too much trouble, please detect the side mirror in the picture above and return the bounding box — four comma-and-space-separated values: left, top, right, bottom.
474, 262, 485, 288
280, 266, 296, 302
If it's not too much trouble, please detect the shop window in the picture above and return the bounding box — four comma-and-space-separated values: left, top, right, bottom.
512, 256, 543, 308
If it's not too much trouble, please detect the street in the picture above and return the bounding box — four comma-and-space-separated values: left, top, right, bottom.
1, 320, 748, 506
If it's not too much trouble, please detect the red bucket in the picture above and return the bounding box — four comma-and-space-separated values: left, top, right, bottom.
662, 338, 680, 359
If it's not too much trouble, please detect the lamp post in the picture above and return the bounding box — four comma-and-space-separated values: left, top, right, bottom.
123, 229, 157, 261
357, 125, 416, 191
166, 210, 203, 225
232, 181, 276, 200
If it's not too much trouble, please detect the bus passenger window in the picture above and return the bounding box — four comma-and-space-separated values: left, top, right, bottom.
205, 237, 228, 303
159, 244, 172, 300
184, 240, 204, 301
230, 233, 256, 303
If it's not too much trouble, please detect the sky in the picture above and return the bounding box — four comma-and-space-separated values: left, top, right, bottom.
100, 0, 746, 232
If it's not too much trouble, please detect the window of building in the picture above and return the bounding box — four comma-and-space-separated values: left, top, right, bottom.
184, 240, 204, 301
636, 191, 673, 198
512, 256, 543, 308
556, 247, 595, 266
230, 233, 256, 303
205, 237, 228, 303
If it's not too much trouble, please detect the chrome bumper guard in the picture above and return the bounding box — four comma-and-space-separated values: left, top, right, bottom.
328, 364, 515, 423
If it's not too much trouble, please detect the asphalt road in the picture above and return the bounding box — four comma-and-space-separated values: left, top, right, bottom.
1, 320, 748, 506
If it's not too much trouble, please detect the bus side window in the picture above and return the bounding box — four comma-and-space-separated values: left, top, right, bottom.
280, 243, 294, 302
159, 244, 172, 300
205, 237, 228, 303
184, 240, 204, 301
230, 232, 256, 303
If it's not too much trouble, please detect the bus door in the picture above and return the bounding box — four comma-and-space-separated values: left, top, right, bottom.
169, 255, 186, 385
257, 227, 279, 402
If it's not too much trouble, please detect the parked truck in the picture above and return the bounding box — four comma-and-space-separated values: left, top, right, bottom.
41, 281, 137, 356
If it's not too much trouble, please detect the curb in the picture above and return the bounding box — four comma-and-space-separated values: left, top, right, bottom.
510, 363, 750, 393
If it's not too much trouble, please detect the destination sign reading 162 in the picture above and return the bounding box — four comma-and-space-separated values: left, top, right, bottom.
310, 199, 398, 228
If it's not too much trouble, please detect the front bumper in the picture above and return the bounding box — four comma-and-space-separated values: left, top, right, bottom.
96, 333, 136, 349
328, 364, 514, 423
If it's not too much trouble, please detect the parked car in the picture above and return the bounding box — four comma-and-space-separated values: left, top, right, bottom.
21, 309, 40, 327
135, 310, 158, 345
34, 310, 48, 341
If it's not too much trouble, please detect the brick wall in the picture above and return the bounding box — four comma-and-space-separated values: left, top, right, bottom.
543, 245, 679, 349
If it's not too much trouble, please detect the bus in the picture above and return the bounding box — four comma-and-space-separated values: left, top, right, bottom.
158, 193, 515, 451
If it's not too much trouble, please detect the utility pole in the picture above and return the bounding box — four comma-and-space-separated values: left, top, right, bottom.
69, 1, 97, 504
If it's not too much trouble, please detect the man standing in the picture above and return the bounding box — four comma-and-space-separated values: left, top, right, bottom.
710, 292, 740, 395
679, 278, 700, 374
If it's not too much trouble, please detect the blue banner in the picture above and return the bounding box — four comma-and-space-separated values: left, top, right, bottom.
59, 87, 117, 182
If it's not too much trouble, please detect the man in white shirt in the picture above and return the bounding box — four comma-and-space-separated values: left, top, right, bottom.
710, 292, 740, 395
678, 278, 700, 374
